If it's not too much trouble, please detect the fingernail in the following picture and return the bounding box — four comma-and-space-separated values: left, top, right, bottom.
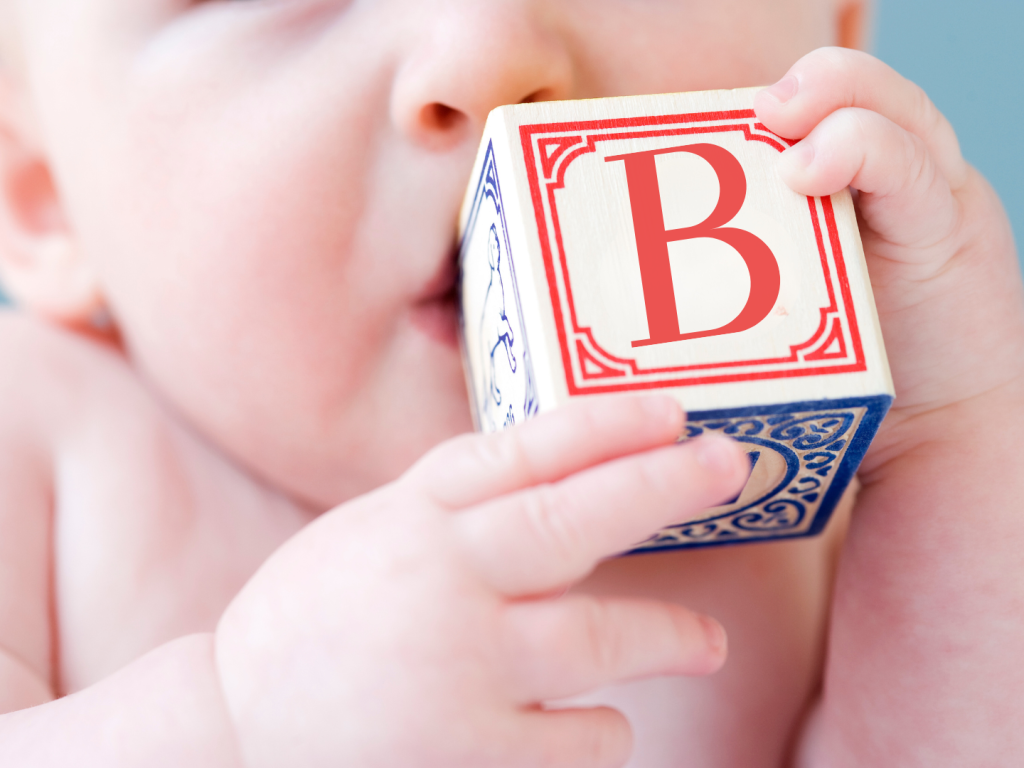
700, 615, 728, 657
694, 434, 738, 475
764, 75, 799, 104
782, 141, 815, 171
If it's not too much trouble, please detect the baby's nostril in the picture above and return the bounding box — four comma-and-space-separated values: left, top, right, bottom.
422, 103, 466, 132
520, 88, 558, 105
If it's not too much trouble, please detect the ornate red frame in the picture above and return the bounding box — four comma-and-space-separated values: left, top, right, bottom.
519, 109, 866, 395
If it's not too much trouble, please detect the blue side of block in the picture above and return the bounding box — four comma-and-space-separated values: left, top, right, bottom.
624, 394, 893, 554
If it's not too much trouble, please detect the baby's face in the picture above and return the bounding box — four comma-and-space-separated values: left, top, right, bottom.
15, 0, 843, 507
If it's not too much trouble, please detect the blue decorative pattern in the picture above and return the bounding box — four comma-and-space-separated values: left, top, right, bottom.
459, 142, 539, 432
629, 395, 891, 552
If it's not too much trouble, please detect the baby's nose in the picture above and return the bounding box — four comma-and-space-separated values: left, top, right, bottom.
389, 2, 574, 150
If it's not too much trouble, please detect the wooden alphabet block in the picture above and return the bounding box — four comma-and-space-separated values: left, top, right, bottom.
457, 88, 893, 551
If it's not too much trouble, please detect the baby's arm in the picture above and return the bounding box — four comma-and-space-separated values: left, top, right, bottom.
756, 49, 1024, 763
0, 634, 241, 766
0, 387, 748, 767
0, 318, 234, 763
0, 319, 62, 714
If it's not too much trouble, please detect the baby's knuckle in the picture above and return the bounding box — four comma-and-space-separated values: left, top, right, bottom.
522, 485, 585, 563
810, 45, 860, 84
902, 133, 935, 194
802, 45, 838, 71
474, 433, 512, 471
496, 429, 543, 486
578, 598, 620, 675
407, 433, 472, 475
910, 83, 944, 139
842, 108, 871, 146
467, 429, 537, 489
558, 400, 602, 446
631, 454, 674, 502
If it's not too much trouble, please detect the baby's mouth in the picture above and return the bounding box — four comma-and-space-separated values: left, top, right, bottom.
411, 246, 460, 349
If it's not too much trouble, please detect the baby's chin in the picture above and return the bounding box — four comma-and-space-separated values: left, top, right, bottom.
116, 315, 471, 514
409, 245, 460, 349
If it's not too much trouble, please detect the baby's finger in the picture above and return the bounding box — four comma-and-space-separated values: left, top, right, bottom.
514, 706, 633, 768
503, 596, 726, 703
454, 434, 748, 595
405, 394, 685, 509
775, 107, 960, 261
754, 47, 968, 190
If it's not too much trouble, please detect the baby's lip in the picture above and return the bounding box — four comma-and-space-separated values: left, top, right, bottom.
418, 244, 459, 304
410, 244, 460, 349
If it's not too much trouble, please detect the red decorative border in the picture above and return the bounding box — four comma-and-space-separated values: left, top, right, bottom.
520, 109, 866, 395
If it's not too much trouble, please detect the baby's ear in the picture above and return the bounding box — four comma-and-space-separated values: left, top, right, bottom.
0, 70, 103, 325
835, 0, 871, 51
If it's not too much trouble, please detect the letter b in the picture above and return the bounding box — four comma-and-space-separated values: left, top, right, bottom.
606, 143, 781, 348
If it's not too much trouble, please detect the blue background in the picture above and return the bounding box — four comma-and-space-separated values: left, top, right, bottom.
0, 0, 1020, 305
873, 0, 1023, 264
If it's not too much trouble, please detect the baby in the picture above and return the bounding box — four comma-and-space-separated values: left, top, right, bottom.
0, 0, 1022, 766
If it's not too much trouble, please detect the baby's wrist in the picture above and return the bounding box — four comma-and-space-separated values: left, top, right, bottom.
865, 373, 1024, 483
0, 633, 247, 767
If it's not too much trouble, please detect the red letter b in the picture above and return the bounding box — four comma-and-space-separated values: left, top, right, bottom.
606, 143, 781, 348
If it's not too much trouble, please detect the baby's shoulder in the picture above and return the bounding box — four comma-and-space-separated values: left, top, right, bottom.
0, 311, 146, 434
0, 310, 264, 521
0, 310, 170, 604
0, 313, 147, 708
0, 312, 312, 695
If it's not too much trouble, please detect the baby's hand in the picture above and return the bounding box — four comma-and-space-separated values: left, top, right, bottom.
757, 49, 1024, 762
215, 396, 747, 768
755, 47, 1024, 429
